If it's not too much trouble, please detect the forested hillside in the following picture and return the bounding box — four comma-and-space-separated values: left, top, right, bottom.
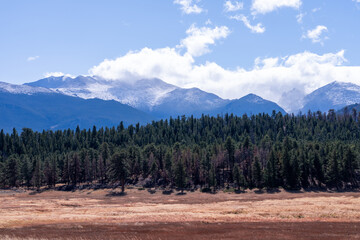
0, 110, 359, 191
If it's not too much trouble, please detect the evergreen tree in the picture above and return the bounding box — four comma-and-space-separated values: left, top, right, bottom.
225, 136, 235, 177
233, 164, 244, 190
0, 111, 359, 190
5, 155, 19, 187
69, 152, 81, 186
311, 151, 324, 186
209, 163, 217, 193
32, 156, 42, 190
342, 147, 357, 186
164, 151, 173, 184
20, 156, 32, 188
174, 159, 186, 193
252, 157, 263, 189
326, 149, 340, 188
289, 154, 300, 189
109, 150, 129, 192
281, 138, 292, 189
100, 143, 110, 182
150, 160, 158, 185
0, 161, 4, 188
264, 150, 278, 189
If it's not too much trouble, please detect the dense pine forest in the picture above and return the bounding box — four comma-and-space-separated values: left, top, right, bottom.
0, 109, 359, 192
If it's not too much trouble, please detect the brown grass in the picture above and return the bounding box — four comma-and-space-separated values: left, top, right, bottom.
1, 188, 360, 239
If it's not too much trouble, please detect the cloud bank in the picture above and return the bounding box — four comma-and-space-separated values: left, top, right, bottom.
90, 26, 360, 108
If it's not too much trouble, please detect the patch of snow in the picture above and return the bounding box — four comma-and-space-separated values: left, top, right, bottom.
0, 82, 53, 95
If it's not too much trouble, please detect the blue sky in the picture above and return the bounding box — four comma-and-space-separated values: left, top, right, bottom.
1, 0, 360, 109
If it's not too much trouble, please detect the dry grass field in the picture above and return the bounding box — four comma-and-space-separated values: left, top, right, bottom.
0, 188, 359, 239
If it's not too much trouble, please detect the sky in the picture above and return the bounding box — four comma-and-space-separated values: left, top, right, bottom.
1, 0, 360, 109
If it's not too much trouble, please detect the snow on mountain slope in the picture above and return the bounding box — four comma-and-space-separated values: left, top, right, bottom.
0, 84, 154, 132
107, 78, 178, 111
301, 81, 360, 113
151, 87, 229, 118
25, 75, 287, 117
0, 81, 53, 95
26, 76, 177, 111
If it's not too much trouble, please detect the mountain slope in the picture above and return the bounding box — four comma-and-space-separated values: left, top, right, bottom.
150, 87, 229, 118
337, 103, 360, 115
0, 81, 53, 94
0, 82, 153, 132
301, 81, 360, 113
25, 75, 287, 117
211, 94, 286, 116
26, 77, 178, 111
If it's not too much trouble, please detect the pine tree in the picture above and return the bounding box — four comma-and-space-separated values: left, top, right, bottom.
281, 138, 292, 189
32, 156, 42, 190
5, 155, 19, 187
232, 164, 244, 191
209, 163, 217, 193
69, 152, 81, 186
44, 157, 53, 188
289, 154, 300, 189
225, 136, 235, 177
0, 161, 4, 188
311, 151, 324, 186
62, 154, 70, 185
342, 147, 357, 186
326, 149, 340, 188
150, 160, 158, 185
100, 142, 110, 182
252, 157, 263, 189
174, 159, 186, 193
264, 151, 277, 189
164, 151, 173, 184
109, 151, 129, 192
20, 155, 32, 188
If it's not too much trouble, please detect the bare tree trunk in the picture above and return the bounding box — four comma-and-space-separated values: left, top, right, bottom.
121, 178, 125, 193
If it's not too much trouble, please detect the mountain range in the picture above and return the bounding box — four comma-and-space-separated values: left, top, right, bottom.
0, 82, 153, 132
1, 75, 360, 132
25, 75, 285, 118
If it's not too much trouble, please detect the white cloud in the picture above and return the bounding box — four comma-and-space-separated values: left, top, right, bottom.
205, 19, 212, 25
89, 38, 360, 112
296, 12, 306, 23
89, 47, 194, 84
174, 0, 203, 14
27, 56, 39, 61
179, 24, 231, 57
251, 0, 302, 15
90, 24, 230, 81
230, 15, 265, 33
44, 72, 75, 78
303, 25, 328, 44
312, 7, 321, 12
224, 1, 244, 12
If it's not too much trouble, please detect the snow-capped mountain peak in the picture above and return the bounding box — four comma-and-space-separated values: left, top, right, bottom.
23, 75, 286, 118
301, 81, 360, 112
25, 76, 178, 110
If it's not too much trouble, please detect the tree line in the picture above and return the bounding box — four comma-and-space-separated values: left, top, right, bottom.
0, 109, 359, 192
